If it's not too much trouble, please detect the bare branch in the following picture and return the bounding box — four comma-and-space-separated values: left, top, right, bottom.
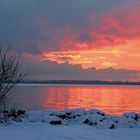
0, 46, 27, 122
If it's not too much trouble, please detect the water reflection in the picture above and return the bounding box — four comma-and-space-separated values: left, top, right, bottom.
15, 85, 140, 115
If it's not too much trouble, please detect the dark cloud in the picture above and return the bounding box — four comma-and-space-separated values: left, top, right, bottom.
0, 0, 135, 47
76, 34, 92, 42
23, 58, 140, 81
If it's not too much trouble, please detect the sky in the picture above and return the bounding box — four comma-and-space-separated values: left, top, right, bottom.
0, 0, 140, 81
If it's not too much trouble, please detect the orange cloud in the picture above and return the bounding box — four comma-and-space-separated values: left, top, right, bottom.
41, 38, 140, 70
37, 2, 140, 71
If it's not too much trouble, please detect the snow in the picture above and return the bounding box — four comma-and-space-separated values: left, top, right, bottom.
0, 108, 140, 140
1, 123, 140, 140
25, 109, 140, 128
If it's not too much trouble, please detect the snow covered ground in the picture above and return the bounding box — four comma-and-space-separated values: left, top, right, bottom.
0, 108, 140, 140
1, 123, 140, 140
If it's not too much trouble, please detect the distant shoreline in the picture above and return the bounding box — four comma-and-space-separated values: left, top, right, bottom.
18, 80, 140, 85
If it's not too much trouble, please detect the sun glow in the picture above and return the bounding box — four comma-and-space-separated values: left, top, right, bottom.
40, 38, 140, 70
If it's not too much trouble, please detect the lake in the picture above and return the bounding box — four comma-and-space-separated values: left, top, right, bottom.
13, 84, 140, 115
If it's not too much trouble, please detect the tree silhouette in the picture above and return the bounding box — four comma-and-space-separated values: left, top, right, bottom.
0, 46, 26, 122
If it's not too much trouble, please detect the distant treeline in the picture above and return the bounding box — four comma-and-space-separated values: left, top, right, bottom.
18, 80, 140, 85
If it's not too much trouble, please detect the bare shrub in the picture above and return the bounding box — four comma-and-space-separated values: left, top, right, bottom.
0, 46, 26, 122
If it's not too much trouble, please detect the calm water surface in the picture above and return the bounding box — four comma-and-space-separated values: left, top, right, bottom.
14, 84, 140, 115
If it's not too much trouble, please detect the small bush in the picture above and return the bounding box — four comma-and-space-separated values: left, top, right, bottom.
0, 109, 26, 123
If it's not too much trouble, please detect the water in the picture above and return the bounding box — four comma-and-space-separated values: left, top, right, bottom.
13, 84, 140, 115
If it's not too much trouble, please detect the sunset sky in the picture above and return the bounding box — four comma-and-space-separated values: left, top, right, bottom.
0, 0, 140, 81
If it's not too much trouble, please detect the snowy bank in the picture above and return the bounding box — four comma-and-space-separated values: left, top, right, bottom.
1, 109, 140, 140
25, 109, 140, 129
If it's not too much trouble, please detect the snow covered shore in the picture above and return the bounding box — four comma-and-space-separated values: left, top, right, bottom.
1, 108, 140, 140
26, 109, 140, 129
